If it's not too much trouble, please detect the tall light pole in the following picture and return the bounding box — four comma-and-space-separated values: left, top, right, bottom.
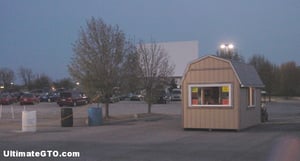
10, 82, 14, 92
220, 43, 234, 55
217, 43, 237, 60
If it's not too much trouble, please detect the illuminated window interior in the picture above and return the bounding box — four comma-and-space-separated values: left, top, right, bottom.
189, 84, 231, 107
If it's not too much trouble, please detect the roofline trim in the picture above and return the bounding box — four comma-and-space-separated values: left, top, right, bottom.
181, 55, 264, 88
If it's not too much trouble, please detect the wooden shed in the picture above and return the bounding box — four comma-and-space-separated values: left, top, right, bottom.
181, 55, 264, 130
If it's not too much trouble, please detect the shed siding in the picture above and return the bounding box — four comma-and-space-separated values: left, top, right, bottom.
239, 88, 261, 129
182, 57, 240, 129
183, 108, 238, 129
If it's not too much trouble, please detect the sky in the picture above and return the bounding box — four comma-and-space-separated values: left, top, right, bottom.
1, 0, 300, 83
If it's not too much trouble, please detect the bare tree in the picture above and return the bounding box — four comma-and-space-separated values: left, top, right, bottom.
216, 45, 244, 62
0, 68, 15, 90
121, 47, 142, 94
248, 54, 277, 102
32, 74, 52, 90
18, 66, 35, 90
53, 78, 75, 89
138, 40, 174, 113
69, 17, 137, 118
279, 61, 299, 98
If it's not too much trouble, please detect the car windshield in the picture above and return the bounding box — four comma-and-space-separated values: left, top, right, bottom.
24, 93, 34, 98
0, 94, 9, 98
60, 92, 72, 98
172, 90, 181, 94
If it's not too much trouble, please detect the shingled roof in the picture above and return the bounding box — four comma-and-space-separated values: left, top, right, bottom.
184, 55, 265, 88
230, 60, 265, 88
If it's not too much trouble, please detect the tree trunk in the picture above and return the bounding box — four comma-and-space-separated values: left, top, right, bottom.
147, 103, 152, 114
105, 103, 109, 119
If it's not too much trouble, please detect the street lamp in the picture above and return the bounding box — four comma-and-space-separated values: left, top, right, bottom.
220, 44, 226, 49
218, 43, 235, 59
220, 43, 234, 50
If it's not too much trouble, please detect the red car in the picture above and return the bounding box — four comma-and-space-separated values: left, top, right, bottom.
20, 93, 39, 105
0, 94, 15, 105
57, 91, 89, 107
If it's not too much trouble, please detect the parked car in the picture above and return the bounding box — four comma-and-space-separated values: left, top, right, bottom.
30, 89, 44, 98
57, 91, 89, 107
39, 93, 50, 102
110, 95, 120, 103
0, 94, 15, 105
154, 90, 171, 104
48, 92, 60, 102
130, 94, 144, 101
171, 88, 182, 101
20, 93, 40, 105
39, 92, 60, 102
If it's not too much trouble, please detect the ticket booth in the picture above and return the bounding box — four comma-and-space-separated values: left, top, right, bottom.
181, 55, 264, 130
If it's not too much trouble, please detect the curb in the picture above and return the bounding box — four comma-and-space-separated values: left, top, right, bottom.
103, 113, 170, 125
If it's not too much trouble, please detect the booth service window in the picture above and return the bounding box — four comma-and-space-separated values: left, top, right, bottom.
189, 84, 232, 107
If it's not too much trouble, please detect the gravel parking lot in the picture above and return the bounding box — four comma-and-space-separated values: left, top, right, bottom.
0, 101, 181, 131
0, 99, 300, 161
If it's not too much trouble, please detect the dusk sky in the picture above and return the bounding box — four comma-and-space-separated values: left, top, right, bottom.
1, 0, 299, 83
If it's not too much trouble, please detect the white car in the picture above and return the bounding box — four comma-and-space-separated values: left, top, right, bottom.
171, 89, 181, 101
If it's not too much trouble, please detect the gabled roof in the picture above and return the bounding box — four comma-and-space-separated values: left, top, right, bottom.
230, 60, 265, 88
183, 55, 265, 88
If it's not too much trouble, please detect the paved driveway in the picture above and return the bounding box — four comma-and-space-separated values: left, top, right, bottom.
0, 99, 300, 161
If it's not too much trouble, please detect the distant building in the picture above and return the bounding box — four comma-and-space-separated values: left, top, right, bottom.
153, 40, 199, 87
157, 40, 199, 77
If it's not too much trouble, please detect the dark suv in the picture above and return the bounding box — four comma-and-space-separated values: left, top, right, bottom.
57, 91, 88, 107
